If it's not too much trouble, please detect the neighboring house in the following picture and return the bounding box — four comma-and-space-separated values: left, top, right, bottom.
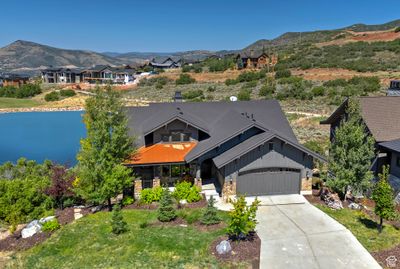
0, 73, 30, 87
321, 96, 400, 193
237, 50, 278, 69
149, 56, 182, 69
81, 65, 135, 84
42, 68, 83, 84
124, 100, 324, 197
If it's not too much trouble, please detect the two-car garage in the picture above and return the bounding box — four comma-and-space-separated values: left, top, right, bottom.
236, 168, 301, 196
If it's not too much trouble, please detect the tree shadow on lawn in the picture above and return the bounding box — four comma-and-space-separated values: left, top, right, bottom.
358, 217, 379, 230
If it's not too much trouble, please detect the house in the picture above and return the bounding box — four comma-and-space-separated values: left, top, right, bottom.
238, 50, 278, 69
321, 96, 400, 193
124, 100, 324, 197
149, 56, 182, 69
0, 73, 30, 87
81, 65, 135, 84
41, 68, 83, 84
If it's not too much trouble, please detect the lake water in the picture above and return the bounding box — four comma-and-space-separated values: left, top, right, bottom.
0, 111, 85, 165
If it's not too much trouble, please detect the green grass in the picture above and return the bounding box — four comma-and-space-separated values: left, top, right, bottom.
7, 209, 231, 269
0, 97, 42, 109
316, 205, 400, 252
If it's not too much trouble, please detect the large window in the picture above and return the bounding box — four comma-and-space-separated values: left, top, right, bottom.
161, 131, 191, 142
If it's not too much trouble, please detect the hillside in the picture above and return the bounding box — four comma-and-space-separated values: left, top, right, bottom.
0, 40, 126, 72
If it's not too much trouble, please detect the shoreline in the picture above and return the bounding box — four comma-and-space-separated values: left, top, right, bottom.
0, 106, 85, 114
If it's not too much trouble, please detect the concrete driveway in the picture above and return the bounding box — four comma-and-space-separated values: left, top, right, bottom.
256, 195, 381, 269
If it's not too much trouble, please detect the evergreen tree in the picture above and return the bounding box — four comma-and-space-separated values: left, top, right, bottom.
111, 204, 128, 234
326, 99, 375, 199
201, 196, 221, 225
157, 188, 176, 222
76, 86, 135, 211
372, 165, 396, 233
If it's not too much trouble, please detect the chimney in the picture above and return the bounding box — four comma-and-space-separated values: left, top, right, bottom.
173, 91, 183, 102
387, 80, 400, 96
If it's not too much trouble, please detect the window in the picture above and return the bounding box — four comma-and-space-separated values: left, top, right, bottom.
171, 131, 181, 142
161, 134, 169, 142
396, 156, 400, 167
268, 142, 274, 151
182, 133, 190, 141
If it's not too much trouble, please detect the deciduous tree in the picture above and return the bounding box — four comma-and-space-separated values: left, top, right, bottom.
76, 86, 135, 211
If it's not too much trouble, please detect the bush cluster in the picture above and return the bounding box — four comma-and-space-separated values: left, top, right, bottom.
182, 90, 204, 101
182, 64, 202, 73
42, 219, 60, 232
0, 84, 42, 98
204, 57, 235, 72
60, 89, 76, 97
175, 74, 196, 85
45, 91, 60, 102
140, 186, 163, 204
139, 76, 171, 87
173, 181, 202, 203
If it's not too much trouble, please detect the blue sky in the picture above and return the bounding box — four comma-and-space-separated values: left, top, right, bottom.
1, 0, 398, 52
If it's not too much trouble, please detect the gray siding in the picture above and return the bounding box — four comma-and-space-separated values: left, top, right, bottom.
222, 137, 314, 181
152, 119, 199, 144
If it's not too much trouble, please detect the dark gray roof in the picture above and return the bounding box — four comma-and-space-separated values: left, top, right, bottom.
380, 139, 400, 153
126, 100, 305, 161
322, 97, 400, 142
240, 50, 268, 59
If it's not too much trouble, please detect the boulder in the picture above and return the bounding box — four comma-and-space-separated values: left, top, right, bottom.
91, 205, 103, 213
348, 202, 361, 210
39, 216, 55, 224
216, 240, 232, 255
21, 220, 42, 238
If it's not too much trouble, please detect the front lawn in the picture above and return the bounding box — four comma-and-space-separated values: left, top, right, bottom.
7, 209, 230, 269
0, 97, 42, 109
316, 205, 400, 252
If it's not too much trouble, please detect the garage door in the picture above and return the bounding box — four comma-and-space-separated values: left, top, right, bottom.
237, 168, 301, 196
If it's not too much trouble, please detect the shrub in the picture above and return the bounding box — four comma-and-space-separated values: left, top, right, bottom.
139, 76, 170, 87
395, 27, 400, 33
227, 196, 260, 240
140, 188, 155, 204
111, 204, 128, 234
236, 71, 265, 82
42, 219, 60, 232
0, 84, 42, 98
139, 221, 148, 228
178, 208, 202, 224
122, 196, 134, 206
44, 91, 60, 102
201, 196, 221, 225
182, 90, 204, 100
45, 165, 75, 210
157, 188, 176, 222
275, 69, 291, 79
311, 86, 325, 97
237, 89, 251, 101
59, 89, 76, 97
173, 181, 201, 203
225, 79, 237, 86
176, 74, 196, 85
372, 165, 397, 233
259, 84, 275, 97
207, 85, 216, 92
152, 186, 163, 202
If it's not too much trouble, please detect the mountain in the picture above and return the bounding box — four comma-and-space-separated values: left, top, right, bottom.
243, 19, 400, 52
0, 40, 126, 72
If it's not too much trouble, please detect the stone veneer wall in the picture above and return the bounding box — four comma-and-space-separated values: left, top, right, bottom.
134, 179, 142, 199
222, 180, 236, 202
301, 177, 312, 195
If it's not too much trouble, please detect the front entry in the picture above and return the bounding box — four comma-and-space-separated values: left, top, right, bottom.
236, 168, 301, 196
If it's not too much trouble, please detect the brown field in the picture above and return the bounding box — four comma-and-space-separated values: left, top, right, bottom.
154, 68, 245, 83
292, 68, 400, 85
317, 30, 400, 47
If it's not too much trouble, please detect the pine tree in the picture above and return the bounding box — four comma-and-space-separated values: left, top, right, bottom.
201, 196, 221, 225
76, 86, 135, 211
372, 165, 396, 233
157, 188, 177, 222
327, 99, 375, 199
111, 204, 128, 234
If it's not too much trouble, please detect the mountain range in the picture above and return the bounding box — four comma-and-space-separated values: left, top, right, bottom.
0, 19, 399, 74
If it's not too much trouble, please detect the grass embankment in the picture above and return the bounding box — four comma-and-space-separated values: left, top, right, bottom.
0, 98, 42, 109
316, 205, 400, 252
7, 208, 230, 269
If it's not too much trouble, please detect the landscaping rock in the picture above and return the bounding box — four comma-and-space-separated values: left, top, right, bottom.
395, 192, 400, 205
39, 216, 55, 224
216, 240, 232, 255
21, 220, 42, 239
321, 188, 343, 210
91, 205, 103, 213
179, 199, 187, 205
348, 202, 361, 210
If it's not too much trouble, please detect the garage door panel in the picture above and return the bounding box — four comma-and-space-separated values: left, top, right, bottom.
237, 169, 300, 196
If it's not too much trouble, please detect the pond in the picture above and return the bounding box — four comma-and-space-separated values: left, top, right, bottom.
0, 111, 85, 165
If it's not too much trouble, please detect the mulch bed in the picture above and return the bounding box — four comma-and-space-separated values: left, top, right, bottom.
210, 233, 261, 268
0, 230, 51, 252
372, 245, 400, 269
